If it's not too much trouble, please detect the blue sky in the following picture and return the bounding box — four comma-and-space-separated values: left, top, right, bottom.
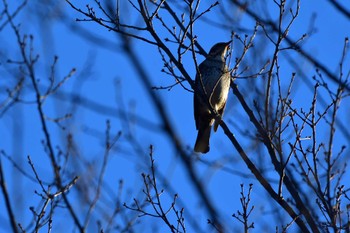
1, 0, 350, 232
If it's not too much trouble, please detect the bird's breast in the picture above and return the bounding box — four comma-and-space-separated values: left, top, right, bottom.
196, 60, 230, 111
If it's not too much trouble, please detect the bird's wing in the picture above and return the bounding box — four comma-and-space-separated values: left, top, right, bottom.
193, 72, 201, 130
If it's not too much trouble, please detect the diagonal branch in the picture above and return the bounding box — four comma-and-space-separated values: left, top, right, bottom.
230, 83, 320, 233
0, 156, 19, 233
328, 0, 350, 20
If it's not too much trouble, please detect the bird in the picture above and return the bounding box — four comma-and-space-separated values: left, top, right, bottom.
193, 41, 232, 153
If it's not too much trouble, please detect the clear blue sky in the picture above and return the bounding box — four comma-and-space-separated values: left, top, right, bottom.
1, 1, 349, 232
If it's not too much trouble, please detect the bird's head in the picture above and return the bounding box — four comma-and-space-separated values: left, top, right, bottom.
207, 40, 232, 61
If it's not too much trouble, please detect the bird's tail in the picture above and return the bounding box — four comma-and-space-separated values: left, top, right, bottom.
194, 126, 211, 153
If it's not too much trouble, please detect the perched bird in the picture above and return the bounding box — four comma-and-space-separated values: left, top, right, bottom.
193, 41, 232, 153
